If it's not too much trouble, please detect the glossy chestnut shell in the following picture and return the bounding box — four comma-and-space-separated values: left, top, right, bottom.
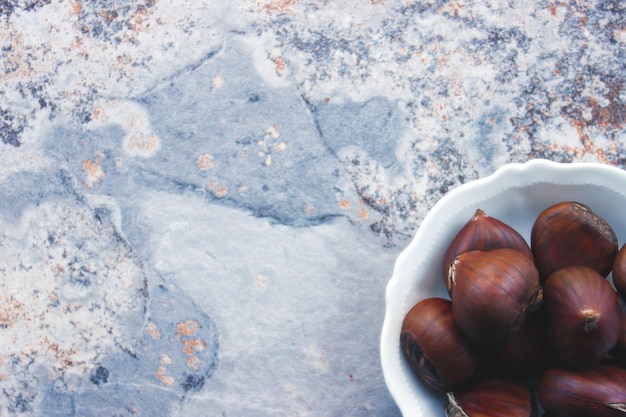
531, 201, 618, 282
400, 297, 483, 393
495, 306, 554, 378
449, 248, 541, 345
543, 266, 621, 369
442, 208, 533, 293
538, 364, 626, 417
609, 295, 626, 365
446, 376, 538, 417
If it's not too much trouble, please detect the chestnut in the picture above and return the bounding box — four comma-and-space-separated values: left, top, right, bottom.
543, 266, 621, 369
400, 297, 483, 393
442, 208, 533, 294
445, 376, 538, 417
448, 248, 541, 345
611, 320, 626, 367
495, 306, 555, 378
538, 363, 626, 417
609, 295, 626, 366
531, 201, 618, 282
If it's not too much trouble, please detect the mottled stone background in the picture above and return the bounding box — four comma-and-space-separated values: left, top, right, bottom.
1, 0, 626, 415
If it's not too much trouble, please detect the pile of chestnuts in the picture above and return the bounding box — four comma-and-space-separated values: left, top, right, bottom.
400, 201, 626, 417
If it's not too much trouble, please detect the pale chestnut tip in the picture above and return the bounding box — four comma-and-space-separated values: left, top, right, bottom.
446, 259, 457, 296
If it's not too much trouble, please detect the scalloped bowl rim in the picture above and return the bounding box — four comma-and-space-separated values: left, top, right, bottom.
380, 159, 626, 417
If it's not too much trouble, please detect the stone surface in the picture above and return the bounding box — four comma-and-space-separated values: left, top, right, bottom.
1, 0, 626, 415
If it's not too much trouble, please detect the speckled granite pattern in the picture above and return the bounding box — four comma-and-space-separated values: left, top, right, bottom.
1, 0, 626, 415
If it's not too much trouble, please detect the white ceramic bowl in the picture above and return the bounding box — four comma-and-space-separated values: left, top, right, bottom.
380, 159, 626, 417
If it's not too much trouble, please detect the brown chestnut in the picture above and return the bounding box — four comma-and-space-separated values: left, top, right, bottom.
611, 320, 626, 367
442, 208, 533, 294
495, 306, 555, 378
448, 248, 541, 345
538, 364, 626, 417
445, 376, 538, 417
609, 295, 626, 366
543, 266, 621, 369
400, 297, 483, 393
531, 201, 618, 282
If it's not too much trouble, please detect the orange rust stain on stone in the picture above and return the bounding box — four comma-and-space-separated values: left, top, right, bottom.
130, 5, 150, 32
207, 182, 228, 198
273, 56, 286, 76
548, 3, 559, 17
569, 118, 587, 142
181, 338, 207, 356
447, 0, 465, 17
51, 264, 65, 277
98, 8, 119, 23
1, 29, 31, 80
339, 200, 352, 210
82, 155, 105, 189
155, 366, 174, 386
70, 0, 82, 16
0, 296, 22, 329
175, 320, 199, 339
197, 153, 215, 170
255, 273, 268, 288
186, 355, 202, 370
92, 106, 105, 122
144, 322, 162, 339
261, 0, 298, 14
544, 140, 613, 166
125, 132, 159, 154
174, 320, 207, 370
588, 81, 626, 130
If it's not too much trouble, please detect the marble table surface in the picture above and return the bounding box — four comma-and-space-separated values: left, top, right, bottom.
2, 0, 626, 415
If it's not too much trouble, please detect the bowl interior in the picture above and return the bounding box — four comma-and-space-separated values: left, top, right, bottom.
380, 159, 626, 417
